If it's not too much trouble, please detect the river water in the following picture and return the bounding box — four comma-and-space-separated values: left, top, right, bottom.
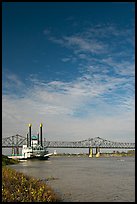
10, 156, 135, 202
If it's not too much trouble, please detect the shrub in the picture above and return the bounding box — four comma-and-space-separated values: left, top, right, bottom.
2, 155, 19, 166
2, 166, 61, 202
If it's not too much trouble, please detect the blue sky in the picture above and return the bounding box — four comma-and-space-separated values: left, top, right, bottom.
2, 2, 135, 144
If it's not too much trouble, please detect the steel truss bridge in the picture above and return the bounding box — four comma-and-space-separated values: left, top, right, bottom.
2, 134, 135, 149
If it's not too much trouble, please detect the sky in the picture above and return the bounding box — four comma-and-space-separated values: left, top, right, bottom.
2, 2, 135, 146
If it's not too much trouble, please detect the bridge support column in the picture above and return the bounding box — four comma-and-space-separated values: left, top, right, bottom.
89, 147, 93, 157
12, 147, 15, 155
16, 147, 19, 155
96, 147, 100, 157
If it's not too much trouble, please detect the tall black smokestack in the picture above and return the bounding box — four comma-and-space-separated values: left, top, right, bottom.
28, 124, 32, 147
27, 133, 29, 147
37, 132, 39, 145
40, 123, 43, 147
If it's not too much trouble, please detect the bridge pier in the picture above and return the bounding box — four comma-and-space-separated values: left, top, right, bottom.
16, 147, 19, 155
89, 147, 93, 157
12, 147, 19, 156
12, 147, 15, 155
96, 147, 100, 157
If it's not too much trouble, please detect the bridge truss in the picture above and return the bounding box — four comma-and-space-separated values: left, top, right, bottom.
44, 137, 135, 149
2, 135, 135, 149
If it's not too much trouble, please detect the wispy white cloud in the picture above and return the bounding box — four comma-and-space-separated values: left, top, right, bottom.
102, 57, 135, 77
4, 73, 24, 89
43, 28, 51, 35
44, 24, 134, 58
61, 57, 71, 62
48, 34, 106, 56
3, 72, 26, 97
62, 36, 106, 54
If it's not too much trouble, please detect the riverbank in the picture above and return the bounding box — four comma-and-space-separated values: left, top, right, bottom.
2, 155, 61, 202
99, 151, 135, 157
52, 150, 135, 158
2, 154, 20, 166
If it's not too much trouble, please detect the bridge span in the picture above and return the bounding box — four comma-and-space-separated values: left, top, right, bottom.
2, 135, 135, 157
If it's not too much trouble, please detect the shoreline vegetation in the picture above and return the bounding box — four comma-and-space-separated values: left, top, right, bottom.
52, 150, 135, 157
2, 155, 61, 202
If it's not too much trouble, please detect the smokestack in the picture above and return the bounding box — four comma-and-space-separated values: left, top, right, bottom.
37, 132, 39, 145
28, 124, 32, 147
27, 133, 29, 147
40, 123, 43, 147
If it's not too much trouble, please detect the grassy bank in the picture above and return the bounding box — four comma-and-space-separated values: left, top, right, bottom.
2, 154, 19, 166
2, 155, 61, 202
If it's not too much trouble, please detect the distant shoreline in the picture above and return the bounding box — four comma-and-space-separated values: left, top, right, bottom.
51, 151, 135, 158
